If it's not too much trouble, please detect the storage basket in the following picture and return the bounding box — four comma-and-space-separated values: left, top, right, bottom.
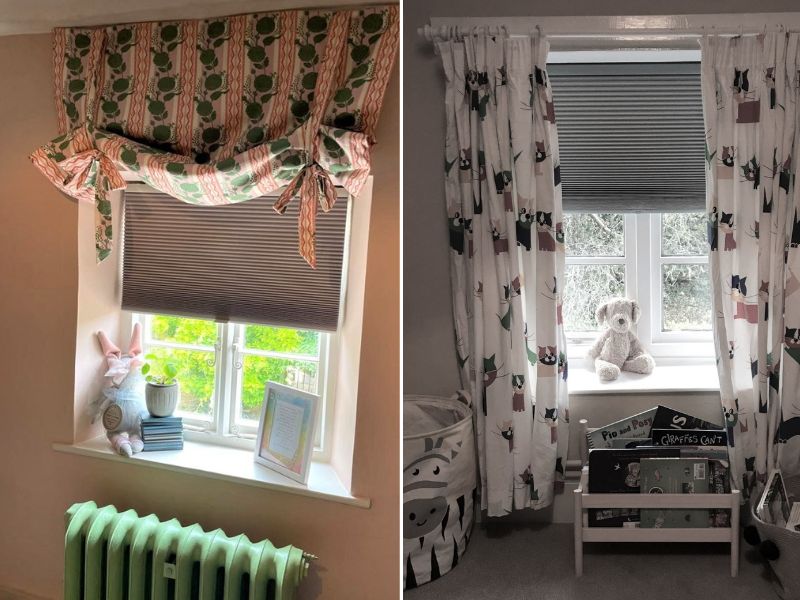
749, 475, 800, 600
403, 394, 477, 589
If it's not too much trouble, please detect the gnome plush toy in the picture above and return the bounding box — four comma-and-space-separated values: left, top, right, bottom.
90, 323, 148, 456
587, 298, 655, 382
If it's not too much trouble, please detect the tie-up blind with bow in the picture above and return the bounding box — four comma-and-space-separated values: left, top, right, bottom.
30, 6, 398, 267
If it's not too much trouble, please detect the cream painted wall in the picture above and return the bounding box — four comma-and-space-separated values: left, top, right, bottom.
0, 32, 399, 599
73, 191, 126, 443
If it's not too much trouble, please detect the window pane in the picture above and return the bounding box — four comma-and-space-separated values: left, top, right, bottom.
244, 324, 320, 356
239, 355, 319, 421
661, 212, 707, 256
564, 213, 624, 257
564, 264, 626, 332
146, 346, 215, 418
150, 315, 217, 346
662, 264, 712, 331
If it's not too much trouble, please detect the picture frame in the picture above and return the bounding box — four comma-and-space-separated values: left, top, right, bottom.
254, 381, 319, 485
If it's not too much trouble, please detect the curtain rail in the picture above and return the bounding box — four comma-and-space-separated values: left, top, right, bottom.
417, 24, 798, 43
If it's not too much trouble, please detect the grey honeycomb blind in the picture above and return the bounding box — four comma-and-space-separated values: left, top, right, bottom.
121, 187, 349, 331
548, 62, 705, 212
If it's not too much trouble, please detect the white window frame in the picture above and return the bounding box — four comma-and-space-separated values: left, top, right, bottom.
134, 313, 337, 462
565, 213, 713, 361
645, 215, 713, 349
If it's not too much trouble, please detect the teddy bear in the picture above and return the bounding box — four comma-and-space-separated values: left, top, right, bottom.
87, 323, 148, 457
587, 298, 655, 382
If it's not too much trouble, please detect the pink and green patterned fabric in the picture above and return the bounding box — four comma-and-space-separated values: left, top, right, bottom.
702, 33, 800, 496
30, 7, 398, 267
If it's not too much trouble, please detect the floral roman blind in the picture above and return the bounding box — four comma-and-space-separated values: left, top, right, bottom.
30, 6, 398, 267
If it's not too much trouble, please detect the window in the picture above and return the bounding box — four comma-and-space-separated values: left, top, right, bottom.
551, 52, 712, 361
136, 313, 334, 459
120, 185, 352, 462
563, 212, 712, 359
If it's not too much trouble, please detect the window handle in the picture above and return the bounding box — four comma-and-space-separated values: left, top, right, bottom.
232, 342, 243, 370
206, 341, 221, 367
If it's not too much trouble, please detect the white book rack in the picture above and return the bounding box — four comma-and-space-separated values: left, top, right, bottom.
573, 420, 741, 577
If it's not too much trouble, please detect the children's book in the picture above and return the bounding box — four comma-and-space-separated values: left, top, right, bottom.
586, 408, 658, 450
632, 446, 729, 461
142, 433, 183, 442
639, 457, 709, 528
589, 448, 681, 493
602, 438, 653, 449
588, 447, 679, 527
142, 415, 182, 425
651, 429, 728, 447
708, 459, 731, 527
141, 427, 183, 435
651, 405, 723, 431
142, 442, 184, 451
675, 446, 730, 461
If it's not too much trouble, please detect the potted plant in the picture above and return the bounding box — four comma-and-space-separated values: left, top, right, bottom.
142, 354, 180, 417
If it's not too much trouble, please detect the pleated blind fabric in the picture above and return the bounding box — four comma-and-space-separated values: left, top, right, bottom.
548, 62, 705, 212
121, 188, 349, 331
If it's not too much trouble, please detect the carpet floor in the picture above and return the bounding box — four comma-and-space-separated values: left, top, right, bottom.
404, 523, 778, 600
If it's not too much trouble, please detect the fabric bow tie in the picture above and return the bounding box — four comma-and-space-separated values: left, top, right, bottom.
273, 162, 338, 268
60, 150, 125, 200
35, 125, 127, 205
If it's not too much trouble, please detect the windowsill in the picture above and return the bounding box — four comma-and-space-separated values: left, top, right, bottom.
568, 360, 719, 394
53, 436, 370, 509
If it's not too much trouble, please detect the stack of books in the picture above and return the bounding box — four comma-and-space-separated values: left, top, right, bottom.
586, 405, 731, 528
140, 415, 183, 452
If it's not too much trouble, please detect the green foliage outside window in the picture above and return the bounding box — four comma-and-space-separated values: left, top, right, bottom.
148, 315, 320, 419
151, 315, 217, 346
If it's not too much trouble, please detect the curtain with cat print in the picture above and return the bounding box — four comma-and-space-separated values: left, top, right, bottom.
438, 32, 569, 516
701, 33, 800, 499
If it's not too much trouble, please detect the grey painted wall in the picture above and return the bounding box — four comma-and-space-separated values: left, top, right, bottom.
402, 0, 799, 397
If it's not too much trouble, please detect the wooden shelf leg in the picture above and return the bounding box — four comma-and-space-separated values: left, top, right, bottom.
731, 490, 740, 577
574, 487, 583, 577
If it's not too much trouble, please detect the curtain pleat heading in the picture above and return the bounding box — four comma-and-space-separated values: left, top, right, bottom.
122, 188, 349, 331
30, 6, 398, 267
549, 62, 705, 212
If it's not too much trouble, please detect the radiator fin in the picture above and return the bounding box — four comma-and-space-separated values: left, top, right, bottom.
65, 502, 311, 600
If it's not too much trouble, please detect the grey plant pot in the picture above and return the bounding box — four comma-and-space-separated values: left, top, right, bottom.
145, 382, 180, 417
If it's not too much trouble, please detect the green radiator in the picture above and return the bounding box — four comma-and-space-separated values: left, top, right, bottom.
65, 501, 314, 600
